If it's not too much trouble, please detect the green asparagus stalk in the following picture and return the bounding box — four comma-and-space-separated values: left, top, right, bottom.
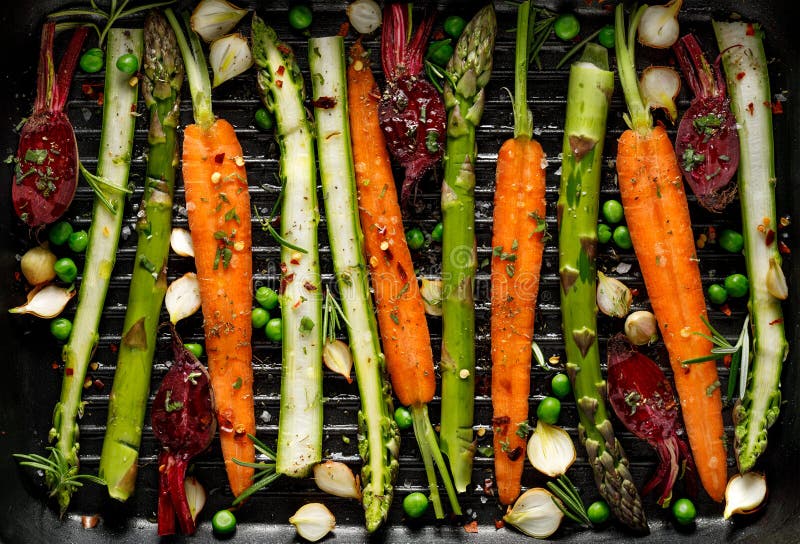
47, 28, 143, 514
251, 15, 323, 479
98, 11, 182, 502
714, 21, 789, 472
439, 4, 496, 493
557, 44, 647, 531
309, 35, 399, 532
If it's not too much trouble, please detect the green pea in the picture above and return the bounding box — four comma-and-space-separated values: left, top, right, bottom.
405, 228, 425, 250
587, 500, 611, 524
443, 15, 467, 38
49, 221, 73, 246
554, 13, 581, 41
288, 5, 313, 30
724, 273, 749, 298
718, 229, 744, 253
613, 225, 633, 249
402, 491, 429, 519
254, 108, 274, 131
252, 307, 270, 329
426, 39, 454, 67
672, 498, 696, 525
80, 47, 104, 74
394, 406, 413, 430
256, 286, 280, 310
536, 396, 561, 425
431, 222, 444, 243
54, 257, 78, 283
115, 53, 139, 74
265, 318, 283, 342
550, 373, 571, 399
50, 318, 72, 341
212, 509, 237, 534
597, 223, 612, 244
602, 199, 624, 224
707, 283, 728, 305
184, 343, 204, 358
598, 25, 615, 48
68, 230, 89, 253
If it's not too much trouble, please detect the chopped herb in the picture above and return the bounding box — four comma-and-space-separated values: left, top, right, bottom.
624, 390, 642, 415
705, 167, 722, 181
706, 380, 721, 396
233, 377, 243, 389
213, 230, 228, 240
219, 192, 229, 203
693, 113, 724, 136
4, 154, 15, 164
398, 282, 409, 297
528, 211, 546, 233
425, 130, 440, 153
379, 184, 387, 199
511, 239, 519, 251
390, 312, 399, 325
682, 145, 705, 172
139, 255, 157, 274
492, 245, 503, 257
719, 154, 730, 162
24, 149, 47, 164
515, 420, 533, 438
185, 372, 201, 385
500, 252, 517, 262
506, 264, 515, 278
164, 390, 184, 413
500, 439, 510, 453
299, 316, 315, 333
224, 207, 241, 224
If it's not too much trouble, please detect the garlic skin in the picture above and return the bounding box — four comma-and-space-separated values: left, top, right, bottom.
766, 258, 788, 300
724, 472, 767, 519
503, 488, 564, 539
20, 245, 57, 286
637, 0, 683, 49
313, 461, 362, 499
209, 34, 253, 88
347, 0, 382, 34
165, 272, 202, 324
527, 421, 576, 478
170, 228, 195, 258
639, 66, 681, 122
289, 503, 336, 542
624, 310, 659, 345
596, 272, 632, 318
191, 0, 248, 43
184, 476, 207, 522
323, 340, 354, 384
9, 284, 75, 318
420, 278, 443, 316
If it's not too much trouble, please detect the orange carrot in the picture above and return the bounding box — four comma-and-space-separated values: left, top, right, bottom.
615, 5, 726, 502
347, 41, 459, 518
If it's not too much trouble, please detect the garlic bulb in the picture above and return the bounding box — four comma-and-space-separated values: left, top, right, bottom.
289, 503, 336, 542
323, 340, 354, 384
638, 0, 683, 49
165, 272, 202, 324
503, 488, 564, 539
527, 421, 576, 478
766, 258, 788, 300
9, 284, 75, 318
639, 66, 681, 122
209, 34, 253, 88
724, 472, 767, 519
184, 476, 207, 522
347, 0, 382, 34
313, 461, 361, 499
20, 245, 57, 286
170, 228, 195, 258
420, 278, 443, 316
191, 0, 248, 43
596, 272, 632, 318
624, 310, 659, 345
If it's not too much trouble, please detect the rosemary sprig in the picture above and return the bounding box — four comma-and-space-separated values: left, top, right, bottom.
49, 0, 177, 46
80, 161, 130, 213
322, 288, 350, 344
231, 433, 281, 506
546, 474, 593, 527
253, 186, 308, 254
555, 28, 603, 69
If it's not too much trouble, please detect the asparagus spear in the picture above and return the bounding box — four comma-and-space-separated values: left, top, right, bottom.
439, 4, 496, 493
714, 21, 789, 472
251, 15, 323, 479
309, 35, 399, 532
98, 11, 183, 502
557, 44, 647, 531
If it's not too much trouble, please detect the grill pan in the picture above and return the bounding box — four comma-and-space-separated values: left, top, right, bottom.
0, 1, 798, 542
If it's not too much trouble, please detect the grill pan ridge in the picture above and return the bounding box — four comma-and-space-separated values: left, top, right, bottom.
0, 1, 798, 543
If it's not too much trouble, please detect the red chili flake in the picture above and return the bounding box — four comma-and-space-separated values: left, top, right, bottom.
506, 446, 523, 461
464, 521, 478, 534
303, 281, 317, 291
293, 298, 302, 309
747, 102, 755, 115
483, 477, 494, 496
630, 288, 640, 297
707, 225, 717, 243
770, 318, 785, 325
312, 96, 337, 109
280, 262, 288, 274
746, 23, 755, 36
276, 65, 285, 76
736, 72, 746, 80
720, 304, 732, 317
491, 415, 511, 427
290, 254, 301, 265
82, 84, 95, 96
65, 368, 74, 376
279, 273, 295, 294
14, 271, 21, 282
96, 93, 104, 106
765, 229, 775, 246
110, 343, 118, 353
277, 43, 291, 55
494, 519, 505, 530
779, 241, 791, 254
275, 79, 283, 89
214, 153, 225, 164
337, 22, 350, 37
723, 354, 732, 368
772, 101, 784, 114
51, 362, 59, 370
81, 515, 100, 529
93, 379, 105, 390
433, 29, 445, 40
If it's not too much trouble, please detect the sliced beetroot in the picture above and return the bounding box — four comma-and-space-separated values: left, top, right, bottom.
673, 33, 740, 213
12, 23, 87, 227
379, 3, 446, 205
606, 334, 697, 506
152, 329, 216, 536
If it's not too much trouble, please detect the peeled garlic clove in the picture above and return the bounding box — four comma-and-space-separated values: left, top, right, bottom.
9, 284, 75, 318
323, 339, 354, 384
184, 476, 207, 522
766, 258, 788, 300
503, 488, 564, 539
191, 0, 248, 43
638, 0, 683, 49
20, 245, 57, 286
724, 472, 767, 519
165, 272, 202, 324
289, 502, 336, 542
597, 271, 632, 318
624, 310, 659, 346
639, 66, 681, 123
313, 461, 362, 499
347, 0, 382, 34
420, 278, 443, 316
527, 421, 576, 478
170, 228, 195, 258
209, 33, 253, 87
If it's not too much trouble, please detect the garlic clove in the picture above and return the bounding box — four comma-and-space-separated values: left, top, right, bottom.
503, 488, 564, 539
596, 271, 632, 318
165, 272, 202, 324
347, 0, 382, 34
323, 340, 354, 384
724, 472, 767, 519
20, 245, 57, 286
209, 33, 253, 88
313, 461, 362, 499
184, 476, 207, 522
624, 310, 659, 346
420, 278, 443, 316
170, 228, 195, 258
527, 421, 576, 478
191, 0, 248, 43
766, 258, 788, 300
9, 284, 75, 318
639, 66, 681, 123
289, 502, 336, 542
637, 0, 683, 49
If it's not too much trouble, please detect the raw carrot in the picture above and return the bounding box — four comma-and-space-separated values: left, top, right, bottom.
347, 41, 460, 519
615, 5, 726, 501
166, 9, 254, 497
490, 1, 546, 506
